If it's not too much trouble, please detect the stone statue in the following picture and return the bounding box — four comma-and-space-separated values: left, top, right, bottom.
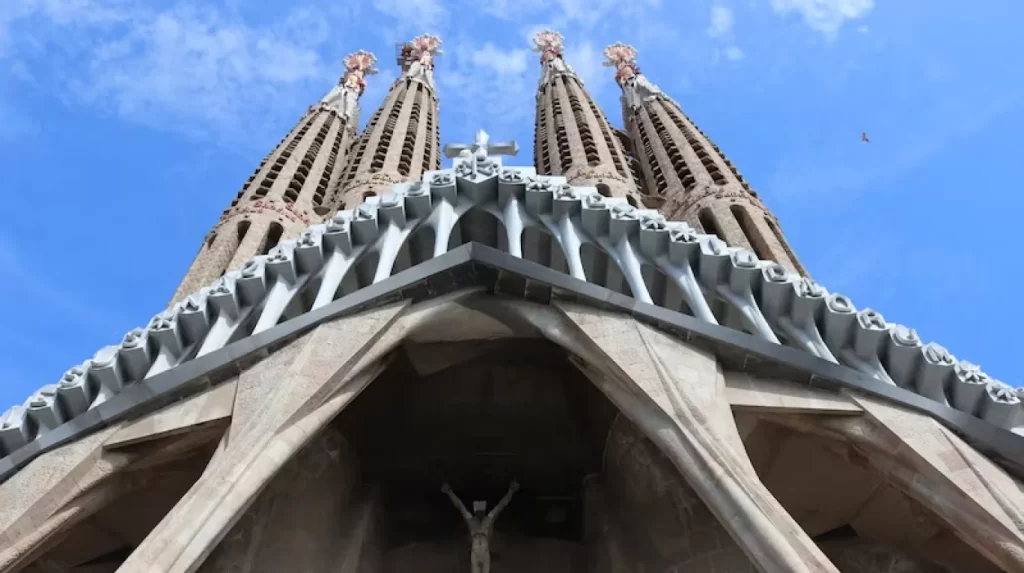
442, 480, 520, 573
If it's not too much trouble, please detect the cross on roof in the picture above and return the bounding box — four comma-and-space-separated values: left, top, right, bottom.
443, 129, 519, 159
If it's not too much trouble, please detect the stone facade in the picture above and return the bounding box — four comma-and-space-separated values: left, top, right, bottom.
4, 27, 1021, 573
5, 295, 1021, 572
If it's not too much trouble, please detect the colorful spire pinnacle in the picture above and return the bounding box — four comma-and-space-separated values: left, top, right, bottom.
602, 42, 640, 86
531, 29, 565, 65
404, 33, 443, 68
341, 50, 379, 95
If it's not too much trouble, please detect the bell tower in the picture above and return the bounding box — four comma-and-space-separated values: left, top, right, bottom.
603, 42, 807, 275
169, 50, 379, 302
531, 30, 643, 206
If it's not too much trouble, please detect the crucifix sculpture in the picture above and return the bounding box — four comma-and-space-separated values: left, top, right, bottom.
442, 480, 520, 573
443, 130, 519, 160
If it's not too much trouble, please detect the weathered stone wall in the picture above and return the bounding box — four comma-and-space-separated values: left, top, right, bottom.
818, 539, 953, 573
588, 414, 754, 573
197, 425, 369, 573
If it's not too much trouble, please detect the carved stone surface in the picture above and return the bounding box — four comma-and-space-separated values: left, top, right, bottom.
197, 426, 360, 573
555, 303, 840, 572
826, 395, 1024, 573
594, 414, 755, 572
818, 539, 953, 573
115, 303, 406, 573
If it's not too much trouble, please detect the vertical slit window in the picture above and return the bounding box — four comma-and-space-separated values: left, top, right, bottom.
731, 205, 772, 261
698, 208, 723, 240
260, 223, 284, 255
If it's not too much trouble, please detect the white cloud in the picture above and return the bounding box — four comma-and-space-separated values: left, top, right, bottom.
471, 43, 529, 76
707, 5, 743, 64
0, 0, 136, 57
370, 0, 448, 43
72, 5, 329, 142
0, 1, 369, 146
708, 6, 734, 38
770, 0, 874, 37
563, 41, 607, 89
436, 40, 535, 135
724, 46, 745, 60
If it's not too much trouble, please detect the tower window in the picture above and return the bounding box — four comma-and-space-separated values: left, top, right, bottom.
237, 221, 251, 244
626, 195, 638, 208
730, 205, 773, 261
698, 208, 723, 240
260, 223, 284, 255
765, 217, 806, 275
596, 183, 611, 197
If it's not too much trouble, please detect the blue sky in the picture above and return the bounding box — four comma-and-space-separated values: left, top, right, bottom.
0, 0, 1021, 409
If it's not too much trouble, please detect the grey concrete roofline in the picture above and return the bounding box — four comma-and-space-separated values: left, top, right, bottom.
2, 242, 1022, 484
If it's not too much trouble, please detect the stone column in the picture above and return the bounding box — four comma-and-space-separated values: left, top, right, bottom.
552, 303, 839, 573
116, 303, 407, 573
770, 394, 1024, 573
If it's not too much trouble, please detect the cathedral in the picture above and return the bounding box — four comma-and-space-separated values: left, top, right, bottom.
1, 31, 1022, 573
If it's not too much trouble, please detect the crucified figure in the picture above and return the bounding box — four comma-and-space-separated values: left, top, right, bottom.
442, 480, 520, 573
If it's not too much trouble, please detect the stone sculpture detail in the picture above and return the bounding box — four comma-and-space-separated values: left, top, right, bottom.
320, 50, 378, 122
602, 42, 664, 108
442, 481, 520, 573
532, 29, 576, 86
401, 34, 443, 87
0, 128, 1019, 465
446, 130, 518, 181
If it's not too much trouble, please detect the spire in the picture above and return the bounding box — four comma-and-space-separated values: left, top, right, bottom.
531, 29, 576, 87
604, 43, 807, 275
320, 50, 378, 126
333, 33, 443, 208
399, 33, 443, 89
602, 42, 663, 111
531, 31, 640, 203
168, 50, 375, 304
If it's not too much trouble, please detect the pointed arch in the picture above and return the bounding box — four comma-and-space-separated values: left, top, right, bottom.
580, 243, 633, 297
445, 207, 509, 253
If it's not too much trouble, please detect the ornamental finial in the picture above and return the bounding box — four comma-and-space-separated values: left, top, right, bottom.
404, 33, 443, 68
603, 42, 640, 86
341, 50, 378, 95
531, 29, 565, 66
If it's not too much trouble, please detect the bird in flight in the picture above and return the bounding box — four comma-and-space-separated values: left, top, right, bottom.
861, 132, 870, 143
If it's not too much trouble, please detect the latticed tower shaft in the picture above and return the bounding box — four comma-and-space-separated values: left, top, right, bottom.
170, 51, 378, 304
531, 31, 642, 205
334, 34, 443, 210
604, 43, 807, 276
